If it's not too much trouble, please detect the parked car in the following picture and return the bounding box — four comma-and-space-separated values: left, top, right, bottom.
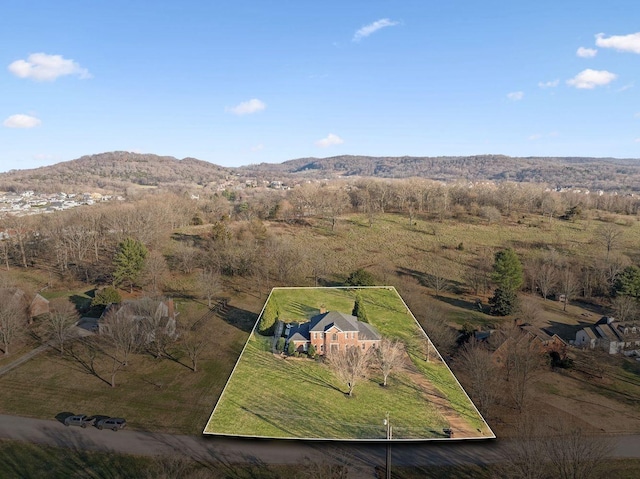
63, 415, 95, 428
96, 417, 127, 431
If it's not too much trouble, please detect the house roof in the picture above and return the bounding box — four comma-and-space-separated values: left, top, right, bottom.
288, 322, 310, 342
596, 324, 622, 342
309, 311, 360, 333
520, 325, 553, 343
288, 311, 382, 342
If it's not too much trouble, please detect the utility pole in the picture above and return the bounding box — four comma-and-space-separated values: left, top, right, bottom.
384, 412, 392, 479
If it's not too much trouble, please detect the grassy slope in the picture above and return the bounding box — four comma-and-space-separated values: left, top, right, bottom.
206, 287, 492, 439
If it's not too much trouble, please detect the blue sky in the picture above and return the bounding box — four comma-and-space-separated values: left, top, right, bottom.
1, 0, 640, 172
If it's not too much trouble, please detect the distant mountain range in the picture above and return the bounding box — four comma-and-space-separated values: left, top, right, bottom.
1, 151, 639, 193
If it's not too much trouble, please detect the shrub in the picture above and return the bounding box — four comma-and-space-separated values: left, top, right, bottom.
287, 341, 295, 356
276, 337, 285, 352
91, 286, 121, 307
308, 343, 316, 358
346, 269, 376, 286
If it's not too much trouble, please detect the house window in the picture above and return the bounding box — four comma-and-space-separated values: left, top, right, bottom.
332, 333, 337, 341
320, 345, 324, 352
362, 343, 365, 349
351, 332, 355, 339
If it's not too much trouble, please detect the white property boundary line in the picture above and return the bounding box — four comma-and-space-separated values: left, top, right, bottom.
203, 286, 496, 442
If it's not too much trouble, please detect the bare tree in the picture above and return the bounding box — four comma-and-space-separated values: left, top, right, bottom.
558, 266, 580, 311
517, 296, 542, 324
5, 215, 32, 268
496, 411, 552, 479
495, 326, 546, 412
101, 305, 142, 387
180, 329, 207, 372
419, 303, 458, 357
423, 261, 451, 298
595, 223, 623, 260
42, 300, 79, 355
321, 186, 350, 231
171, 242, 201, 275
197, 268, 221, 308
0, 239, 10, 271
611, 295, 638, 322
534, 261, 557, 300
143, 250, 168, 293
133, 297, 176, 359
0, 289, 27, 355
457, 340, 500, 417
326, 345, 373, 396
499, 411, 614, 479
545, 420, 614, 479
376, 339, 405, 387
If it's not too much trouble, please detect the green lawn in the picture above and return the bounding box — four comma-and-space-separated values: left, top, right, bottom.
205, 287, 493, 440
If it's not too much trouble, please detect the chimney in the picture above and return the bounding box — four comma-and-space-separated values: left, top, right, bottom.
319, 304, 327, 314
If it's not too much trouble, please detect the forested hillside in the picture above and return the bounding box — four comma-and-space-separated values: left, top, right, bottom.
1, 151, 639, 193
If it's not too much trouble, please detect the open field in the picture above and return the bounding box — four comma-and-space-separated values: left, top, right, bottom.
205, 287, 493, 440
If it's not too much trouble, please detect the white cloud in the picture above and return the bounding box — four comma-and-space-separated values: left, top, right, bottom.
617, 83, 634, 92
528, 134, 542, 141
353, 18, 399, 42
507, 91, 524, 101
250, 143, 264, 152
595, 32, 640, 54
635, 138, 640, 143
576, 47, 597, 58
566, 69, 617, 89
226, 99, 266, 116
3, 114, 41, 128
8, 53, 91, 81
538, 79, 559, 88
315, 133, 344, 148
635, 112, 640, 118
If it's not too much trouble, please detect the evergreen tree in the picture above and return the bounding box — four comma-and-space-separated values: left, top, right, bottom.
489, 288, 518, 316
492, 248, 524, 292
489, 249, 523, 316
351, 294, 369, 323
613, 265, 640, 299
287, 340, 296, 356
258, 299, 279, 335
112, 238, 148, 293
308, 343, 316, 358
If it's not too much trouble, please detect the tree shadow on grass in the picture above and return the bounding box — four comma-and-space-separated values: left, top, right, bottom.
218, 305, 258, 333
283, 359, 344, 394
65, 340, 113, 388
69, 293, 94, 316
288, 301, 319, 319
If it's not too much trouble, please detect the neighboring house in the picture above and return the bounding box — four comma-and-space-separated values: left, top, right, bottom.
519, 324, 568, 358
574, 327, 598, 349
29, 293, 50, 319
574, 316, 640, 355
286, 310, 381, 355
98, 298, 178, 342
0, 287, 50, 321
492, 322, 568, 365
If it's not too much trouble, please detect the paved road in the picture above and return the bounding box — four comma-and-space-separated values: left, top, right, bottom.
1, 414, 639, 476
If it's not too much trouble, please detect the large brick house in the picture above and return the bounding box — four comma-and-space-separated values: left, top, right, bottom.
286, 310, 381, 355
